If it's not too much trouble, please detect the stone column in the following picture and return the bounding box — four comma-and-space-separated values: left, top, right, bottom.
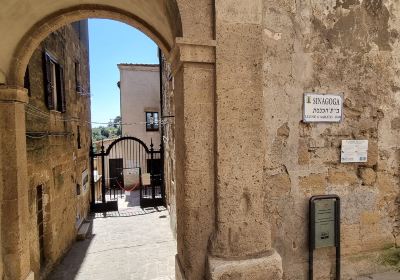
207, 1, 283, 279
0, 86, 31, 280
0, 106, 3, 280
168, 38, 216, 280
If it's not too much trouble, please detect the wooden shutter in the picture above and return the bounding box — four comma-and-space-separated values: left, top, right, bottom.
43, 52, 54, 110
58, 65, 66, 113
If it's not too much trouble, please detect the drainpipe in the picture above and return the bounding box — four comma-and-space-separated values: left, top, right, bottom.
158, 48, 166, 206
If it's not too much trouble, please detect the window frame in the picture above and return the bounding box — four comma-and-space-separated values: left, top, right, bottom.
145, 112, 160, 131
43, 51, 66, 112
75, 61, 82, 94
77, 125, 81, 149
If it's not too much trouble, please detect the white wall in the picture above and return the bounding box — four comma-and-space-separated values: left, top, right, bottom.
118, 64, 161, 150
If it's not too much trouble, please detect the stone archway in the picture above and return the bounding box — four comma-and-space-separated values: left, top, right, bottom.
0, 1, 218, 280
0, 1, 185, 86
7, 4, 181, 87
1, 1, 286, 280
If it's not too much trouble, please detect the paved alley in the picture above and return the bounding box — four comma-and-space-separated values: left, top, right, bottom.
47, 191, 176, 280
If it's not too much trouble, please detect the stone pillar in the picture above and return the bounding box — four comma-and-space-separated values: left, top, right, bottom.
0, 106, 2, 280
0, 86, 31, 280
168, 38, 216, 280
207, 1, 283, 279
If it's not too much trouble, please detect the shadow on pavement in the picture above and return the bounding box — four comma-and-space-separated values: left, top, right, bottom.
46, 232, 94, 280
92, 206, 167, 218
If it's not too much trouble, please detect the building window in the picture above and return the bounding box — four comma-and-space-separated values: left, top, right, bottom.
43, 51, 66, 112
146, 112, 159, 131
75, 61, 82, 93
77, 125, 81, 149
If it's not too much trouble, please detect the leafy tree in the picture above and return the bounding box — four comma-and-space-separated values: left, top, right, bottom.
100, 127, 110, 138
92, 116, 122, 142
113, 116, 121, 128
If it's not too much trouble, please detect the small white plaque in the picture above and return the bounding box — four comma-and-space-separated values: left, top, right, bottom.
303, 93, 343, 123
341, 140, 368, 163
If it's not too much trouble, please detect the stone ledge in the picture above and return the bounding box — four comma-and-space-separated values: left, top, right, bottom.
207, 250, 283, 280
0, 86, 28, 103
169, 38, 216, 75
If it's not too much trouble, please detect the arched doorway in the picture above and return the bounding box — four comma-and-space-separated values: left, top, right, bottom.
0, 1, 217, 280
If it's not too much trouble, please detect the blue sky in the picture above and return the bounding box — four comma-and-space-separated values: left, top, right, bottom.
88, 19, 158, 127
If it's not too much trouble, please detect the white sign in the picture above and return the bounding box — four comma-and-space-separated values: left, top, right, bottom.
341, 140, 368, 163
303, 93, 343, 123
142, 173, 151, 186
123, 168, 140, 186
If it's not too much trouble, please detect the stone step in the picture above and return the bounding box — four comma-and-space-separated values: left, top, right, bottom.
76, 221, 91, 240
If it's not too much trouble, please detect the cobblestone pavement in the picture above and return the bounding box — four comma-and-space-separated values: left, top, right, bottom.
47, 191, 176, 280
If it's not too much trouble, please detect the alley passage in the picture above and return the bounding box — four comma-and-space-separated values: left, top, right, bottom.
47, 191, 176, 280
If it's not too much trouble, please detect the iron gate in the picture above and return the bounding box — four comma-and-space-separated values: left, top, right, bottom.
90, 136, 164, 212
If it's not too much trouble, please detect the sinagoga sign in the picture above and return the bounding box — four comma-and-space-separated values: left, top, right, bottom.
303, 93, 343, 123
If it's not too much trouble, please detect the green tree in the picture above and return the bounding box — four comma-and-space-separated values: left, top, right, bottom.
91, 116, 122, 141
100, 127, 110, 138
113, 116, 121, 128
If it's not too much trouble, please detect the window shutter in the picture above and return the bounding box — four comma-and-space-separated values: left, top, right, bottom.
58, 65, 66, 113
43, 52, 54, 110
75, 62, 82, 93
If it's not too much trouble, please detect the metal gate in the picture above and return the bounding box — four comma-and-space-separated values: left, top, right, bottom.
90, 137, 164, 212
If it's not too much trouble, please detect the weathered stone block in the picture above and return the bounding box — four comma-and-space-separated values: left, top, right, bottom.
376, 172, 396, 195
298, 139, 310, 165
208, 250, 282, 280
360, 211, 380, 225
313, 147, 340, 164
341, 224, 362, 255
277, 122, 290, 138
366, 141, 379, 167
328, 169, 358, 186
359, 167, 377, 185
266, 172, 291, 198
391, 117, 400, 129
299, 173, 326, 195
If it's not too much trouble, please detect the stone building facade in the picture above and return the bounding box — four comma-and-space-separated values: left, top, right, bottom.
1, 1, 400, 280
23, 21, 91, 278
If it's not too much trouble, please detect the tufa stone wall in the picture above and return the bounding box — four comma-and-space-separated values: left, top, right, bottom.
24, 22, 91, 278
161, 54, 177, 237
262, 0, 400, 279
